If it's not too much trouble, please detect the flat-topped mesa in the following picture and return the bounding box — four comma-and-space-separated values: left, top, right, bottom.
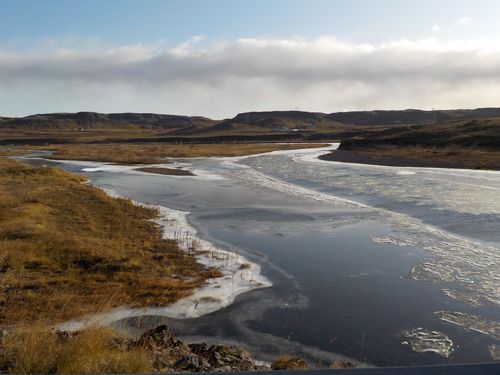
326, 107, 500, 126
233, 110, 326, 123
0, 112, 216, 130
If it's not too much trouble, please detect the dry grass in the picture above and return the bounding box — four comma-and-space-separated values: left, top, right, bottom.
0, 324, 153, 374
324, 144, 500, 170
0, 148, 38, 157
26, 142, 326, 164
0, 158, 214, 325
359, 145, 500, 170
0, 158, 225, 373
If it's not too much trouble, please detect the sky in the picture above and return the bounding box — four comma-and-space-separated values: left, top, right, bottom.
1, 0, 500, 118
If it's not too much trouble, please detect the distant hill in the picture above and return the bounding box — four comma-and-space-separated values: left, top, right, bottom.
191, 108, 500, 136
2, 108, 500, 137
326, 108, 500, 126
232, 110, 326, 124
0, 112, 216, 131
339, 117, 500, 150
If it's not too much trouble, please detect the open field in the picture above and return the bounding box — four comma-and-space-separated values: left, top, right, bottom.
0, 158, 217, 325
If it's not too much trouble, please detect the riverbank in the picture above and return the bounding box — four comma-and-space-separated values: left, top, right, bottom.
0, 323, 279, 373
0, 158, 213, 372
0, 157, 280, 373
58, 191, 271, 330
319, 146, 500, 170
0, 158, 219, 325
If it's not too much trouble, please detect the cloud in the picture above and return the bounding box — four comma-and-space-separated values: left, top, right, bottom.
454, 16, 472, 27
1, 36, 499, 118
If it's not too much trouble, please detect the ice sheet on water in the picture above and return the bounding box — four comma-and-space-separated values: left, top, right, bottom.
396, 171, 416, 175
233, 150, 500, 308
401, 328, 454, 358
50, 158, 225, 180
371, 236, 417, 247
370, 220, 500, 307
489, 344, 500, 360
244, 150, 500, 215
228, 165, 370, 210
442, 288, 483, 307
434, 311, 500, 340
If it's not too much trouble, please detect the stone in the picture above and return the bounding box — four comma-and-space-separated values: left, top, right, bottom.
330, 360, 356, 369
173, 354, 211, 372
135, 324, 172, 349
271, 356, 308, 370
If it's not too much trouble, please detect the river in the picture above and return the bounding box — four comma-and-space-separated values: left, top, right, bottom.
33, 144, 500, 367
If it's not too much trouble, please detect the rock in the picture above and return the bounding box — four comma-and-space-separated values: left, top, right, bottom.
330, 360, 356, 369
168, 337, 192, 357
271, 356, 308, 370
152, 357, 175, 373
204, 344, 255, 369
135, 324, 172, 349
215, 365, 232, 372
133, 325, 268, 372
188, 342, 208, 355
173, 354, 211, 372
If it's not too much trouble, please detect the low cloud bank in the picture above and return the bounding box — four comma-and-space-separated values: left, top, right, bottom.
1, 37, 499, 117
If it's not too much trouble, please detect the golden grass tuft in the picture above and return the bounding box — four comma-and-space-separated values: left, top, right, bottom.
0, 324, 153, 374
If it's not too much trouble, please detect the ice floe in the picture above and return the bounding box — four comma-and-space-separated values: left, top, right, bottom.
442, 288, 483, 307
367, 217, 500, 307
401, 328, 454, 357
434, 311, 500, 341
489, 344, 500, 360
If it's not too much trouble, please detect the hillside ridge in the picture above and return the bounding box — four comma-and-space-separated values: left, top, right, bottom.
3, 107, 500, 132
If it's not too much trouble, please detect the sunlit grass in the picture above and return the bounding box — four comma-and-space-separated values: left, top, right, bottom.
0, 158, 213, 325
349, 145, 500, 170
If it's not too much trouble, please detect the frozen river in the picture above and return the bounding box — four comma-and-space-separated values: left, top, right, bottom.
40, 144, 500, 367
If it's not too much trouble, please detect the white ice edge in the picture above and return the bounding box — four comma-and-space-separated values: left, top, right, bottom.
28, 157, 226, 181
57, 188, 271, 332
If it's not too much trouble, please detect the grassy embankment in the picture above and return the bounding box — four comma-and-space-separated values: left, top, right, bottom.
0, 158, 220, 373
322, 144, 500, 170
320, 118, 500, 170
